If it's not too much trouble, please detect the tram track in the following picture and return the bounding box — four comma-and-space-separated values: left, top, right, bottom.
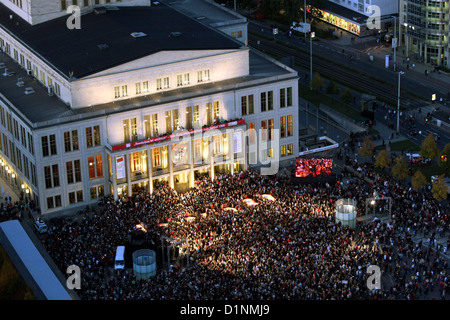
248, 33, 426, 108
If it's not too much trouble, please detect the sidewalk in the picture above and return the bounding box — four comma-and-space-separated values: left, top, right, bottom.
317, 22, 450, 88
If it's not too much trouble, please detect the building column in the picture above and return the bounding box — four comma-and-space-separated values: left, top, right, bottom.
189, 139, 194, 188
126, 153, 132, 197
229, 131, 234, 175
147, 148, 153, 194
168, 145, 174, 189
111, 155, 118, 200
210, 137, 214, 182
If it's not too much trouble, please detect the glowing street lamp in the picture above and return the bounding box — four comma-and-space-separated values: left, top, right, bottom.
310, 31, 315, 91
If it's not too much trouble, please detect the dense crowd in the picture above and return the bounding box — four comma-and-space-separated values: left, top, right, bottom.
35, 164, 449, 300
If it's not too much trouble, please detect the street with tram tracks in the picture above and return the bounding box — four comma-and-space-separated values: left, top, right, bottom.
247, 29, 448, 111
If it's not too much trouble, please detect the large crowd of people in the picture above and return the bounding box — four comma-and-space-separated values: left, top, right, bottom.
32, 163, 449, 300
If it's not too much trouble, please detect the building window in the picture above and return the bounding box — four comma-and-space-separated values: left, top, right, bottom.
280, 116, 286, 138
177, 74, 183, 87
241, 96, 247, 116
27, 132, 34, 155
66, 160, 82, 184
287, 115, 293, 136
31, 163, 36, 186
193, 105, 199, 126
90, 186, 104, 200
280, 88, 286, 108
152, 114, 159, 137
287, 143, 293, 155
287, 87, 293, 106
197, 70, 210, 83
64, 130, 79, 152
114, 86, 120, 99
261, 92, 267, 112
268, 91, 273, 110
42, 134, 56, 157
184, 73, 190, 85
213, 101, 220, 120
90, 186, 105, 200
281, 145, 286, 157
47, 195, 62, 209
13, 119, 19, 140
231, 30, 243, 38
69, 190, 83, 204
136, 82, 141, 94
20, 126, 26, 148
142, 81, 149, 92
86, 125, 100, 148
248, 123, 256, 145
88, 155, 103, 179
121, 85, 128, 97
44, 164, 60, 188
261, 120, 267, 142
172, 109, 179, 131
268, 118, 274, 140
131, 118, 138, 141
61, 0, 67, 10
163, 77, 170, 89
156, 78, 162, 90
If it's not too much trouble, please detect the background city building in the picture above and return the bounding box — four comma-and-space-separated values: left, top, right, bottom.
402, 0, 449, 66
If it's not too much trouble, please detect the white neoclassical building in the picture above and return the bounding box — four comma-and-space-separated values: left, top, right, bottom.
0, 0, 299, 215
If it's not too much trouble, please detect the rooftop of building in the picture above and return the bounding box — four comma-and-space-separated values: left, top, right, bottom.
323, 1, 369, 23
0, 2, 242, 79
0, 48, 297, 128
160, 0, 247, 27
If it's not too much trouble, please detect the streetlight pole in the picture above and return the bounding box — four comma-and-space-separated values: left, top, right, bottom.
304, 0, 307, 41
393, 16, 397, 71
397, 71, 404, 134
310, 32, 315, 91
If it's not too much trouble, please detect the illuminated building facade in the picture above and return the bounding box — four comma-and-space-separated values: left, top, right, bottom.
316, 1, 398, 36
403, 0, 449, 66
0, 1, 299, 215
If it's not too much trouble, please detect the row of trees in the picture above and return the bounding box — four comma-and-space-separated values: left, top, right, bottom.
358, 134, 449, 201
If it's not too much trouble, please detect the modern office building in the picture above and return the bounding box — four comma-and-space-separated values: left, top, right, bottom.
0, 0, 299, 215
317, 0, 398, 36
402, 0, 449, 66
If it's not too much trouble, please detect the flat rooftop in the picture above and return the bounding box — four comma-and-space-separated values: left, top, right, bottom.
0, 48, 296, 127
0, 2, 242, 79
161, 0, 247, 27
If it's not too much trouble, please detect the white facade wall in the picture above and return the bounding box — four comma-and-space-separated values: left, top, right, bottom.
1, 0, 151, 25
71, 49, 249, 108
0, 94, 37, 199
33, 118, 109, 213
